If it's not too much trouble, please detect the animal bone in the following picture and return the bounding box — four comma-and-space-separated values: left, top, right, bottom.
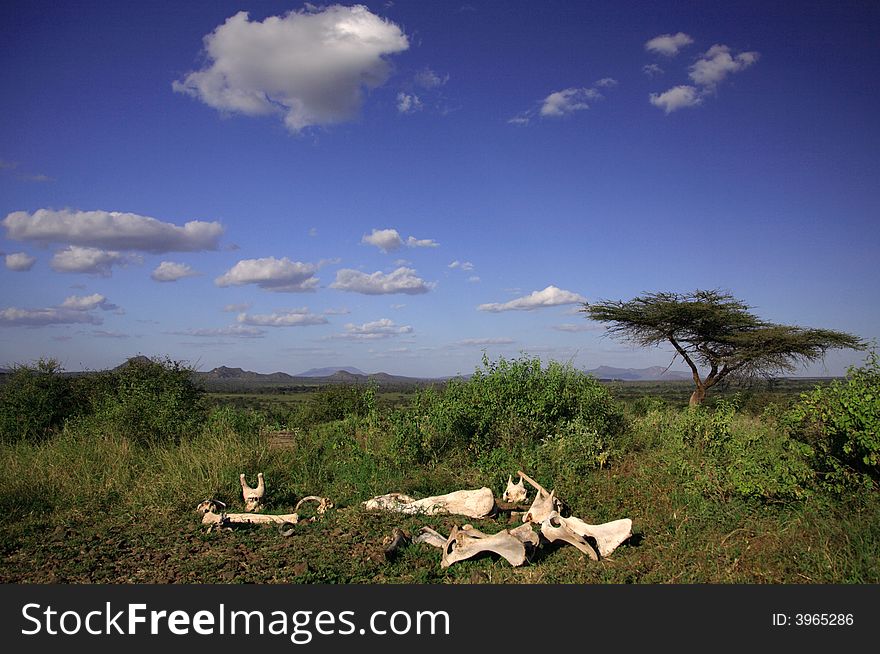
294, 495, 334, 516
441, 525, 527, 568
547, 514, 632, 557
413, 526, 448, 548
383, 528, 410, 559
363, 487, 495, 519
539, 511, 599, 560
508, 522, 540, 550
502, 474, 528, 503
240, 472, 265, 512
518, 471, 563, 523
197, 495, 333, 533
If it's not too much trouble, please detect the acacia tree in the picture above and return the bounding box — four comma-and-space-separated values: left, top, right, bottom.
582, 290, 865, 406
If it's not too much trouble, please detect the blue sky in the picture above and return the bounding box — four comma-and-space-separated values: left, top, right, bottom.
1, 0, 878, 377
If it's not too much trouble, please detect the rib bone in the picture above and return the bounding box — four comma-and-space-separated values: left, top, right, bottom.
363, 487, 495, 519
240, 472, 265, 512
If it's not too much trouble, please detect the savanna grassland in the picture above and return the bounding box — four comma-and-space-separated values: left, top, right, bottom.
0, 354, 877, 584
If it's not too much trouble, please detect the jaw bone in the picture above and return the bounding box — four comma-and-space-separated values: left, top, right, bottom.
240, 472, 265, 512
441, 525, 527, 568
502, 474, 528, 503
363, 487, 495, 519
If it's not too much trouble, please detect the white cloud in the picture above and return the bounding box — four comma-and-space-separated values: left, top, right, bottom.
540, 87, 602, 117
0, 307, 102, 327
173, 5, 409, 132
406, 236, 438, 248
448, 260, 474, 271
151, 261, 199, 282
478, 285, 586, 312
595, 77, 618, 88
60, 293, 118, 312
322, 307, 351, 315
5, 252, 35, 271
643, 63, 664, 77
455, 337, 515, 346
361, 228, 438, 252
397, 92, 422, 113
3, 209, 223, 252
552, 323, 600, 333
223, 302, 251, 313
331, 267, 434, 295
649, 85, 703, 113
236, 309, 328, 327
215, 257, 319, 292
689, 44, 760, 89
507, 114, 531, 126
50, 246, 137, 276
414, 67, 448, 89
334, 318, 413, 340
468, 275, 480, 284
167, 325, 266, 338
645, 32, 694, 57
362, 228, 404, 252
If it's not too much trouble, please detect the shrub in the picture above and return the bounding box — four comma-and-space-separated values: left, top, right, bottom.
292, 384, 377, 427
0, 358, 82, 443
89, 356, 205, 444
784, 351, 880, 492
387, 354, 624, 464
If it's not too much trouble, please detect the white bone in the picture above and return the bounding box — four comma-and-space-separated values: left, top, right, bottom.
518, 471, 562, 523
441, 525, 527, 568
508, 522, 540, 549
198, 495, 333, 532
362, 487, 495, 519
502, 474, 528, 503
413, 526, 448, 548
240, 472, 265, 512
540, 511, 599, 560
294, 495, 334, 516
550, 515, 632, 557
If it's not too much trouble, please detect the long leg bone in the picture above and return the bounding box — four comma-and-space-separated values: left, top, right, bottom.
240, 472, 265, 512
413, 526, 448, 548
441, 525, 527, 568
363, 487, 495, 519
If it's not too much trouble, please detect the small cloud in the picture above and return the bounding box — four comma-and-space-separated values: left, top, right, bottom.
167, 325, 266, 339
50, 246, 139, 276
222, 303, 251, 313
331, 267, 434, 295
5, 252, 36, 271
540, 87, 602, 117
406, 236, 438, 248
455, 337, 515, 346
594, 77, 618, 88
649, 85, 702, 113
322, 307, 350, 315
215, 257, 319, 292
236, 309, 328, 327
390, 303, 406, 309
478, 285, 586, 312
332, 318, 413, 340
397, 92, 423, 114
151, 261, 199, 282
414, 67, 449, 89
18, 173, 53, 183
0, 307, 103, 327
507, 115, 531, 126
645, 32, 694, 57
689, 44, 760, 89
448, 260, 474, 271
91, 330, 130, 339
467, 275, 480, 284
60, 293, 119, 312
551, 323, 598, 333
643, 63, 664, 77
362, 228, 404, 252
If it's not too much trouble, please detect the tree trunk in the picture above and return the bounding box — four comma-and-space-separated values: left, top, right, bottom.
689, 385, 706, 407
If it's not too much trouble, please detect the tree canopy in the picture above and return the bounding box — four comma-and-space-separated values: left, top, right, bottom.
582, 290, 865, 405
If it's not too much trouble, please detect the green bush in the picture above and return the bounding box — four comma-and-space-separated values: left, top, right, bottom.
0, 358, 83, 443
387, 354, 624, 464
89, 356, 206, 444
292, 384, 377, 427
784, 351, 880, 492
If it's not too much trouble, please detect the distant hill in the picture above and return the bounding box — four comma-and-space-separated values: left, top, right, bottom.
297, 366, 366, 377
585, 365, 692, 381
202, 366, 296, 382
